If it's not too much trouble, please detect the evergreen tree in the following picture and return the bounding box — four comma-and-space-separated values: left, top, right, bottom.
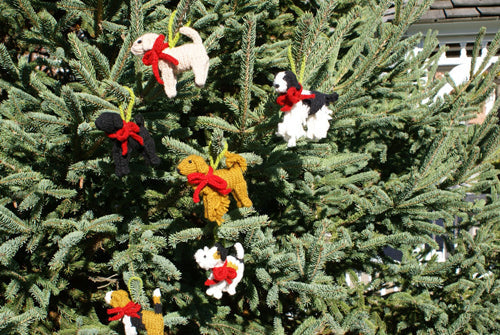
1, 0, 499, 334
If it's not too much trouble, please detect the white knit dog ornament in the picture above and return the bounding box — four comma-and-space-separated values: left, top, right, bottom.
194, 242, 244, 299
131, 27, 209, 98
273, 71, 339, 147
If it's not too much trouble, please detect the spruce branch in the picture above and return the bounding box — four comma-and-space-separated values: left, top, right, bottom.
129, 0, 144, 38
0, 44, 20, 80
67, 33, 95, 79
76, 92, 117, 110
172, 0, 193, 34
56, 0, 94, 13
217, 215, 269, 239
195, 115, 240, 133
291, 12, 313, 73
61, 86, 84, 125
164, 312, 189, 329
68, 60, 99, 94
203, 25, 225, 53
162, 136, 204, 157
109, 33, 134, 82
85, 45, 111, 79
474, 29, 500, 76
309, 8, 361, 88
0, 172, 41, 187
168, 228, 203, 247
280, 281, 345, 299
88, 274, 119, 289
238, 14, 256, 132
11, 0, 40, 28
0, 236, 28, 266
83, 214, 121, 233
152, 254, 181, 280
470, 27, 487, 80
27, 113, 71, 127
298, 1, 337, 78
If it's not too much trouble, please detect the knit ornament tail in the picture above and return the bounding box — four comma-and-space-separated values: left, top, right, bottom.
224, 152, 247, 172
152, 288, 162, 314
179, 27, 203, 45
234, 243, 244, 261
325, 92, 339, 104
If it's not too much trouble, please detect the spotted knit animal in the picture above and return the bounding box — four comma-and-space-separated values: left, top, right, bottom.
105, 289, 164, 335
273, 71, 338, 147
194, 242, 245, 299
177, 152, 252, 225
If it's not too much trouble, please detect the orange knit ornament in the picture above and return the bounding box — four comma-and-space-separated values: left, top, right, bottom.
177, 152, 252, 225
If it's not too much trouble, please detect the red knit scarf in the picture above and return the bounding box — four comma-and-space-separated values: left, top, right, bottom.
205, 260, 237, 286
276, 84, 315, 112
142, 34, 179, 85
107, 301, 141, 321
187, 166, 232, 203
107, 120, 144, 156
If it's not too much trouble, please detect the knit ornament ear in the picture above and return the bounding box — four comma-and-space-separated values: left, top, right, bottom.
176, 152, 252, 225
194, 243, 245, 299
95, 87, 160, 177
104, 283, 164, 335
272, 70, 339, 147
131, 26, 209, 98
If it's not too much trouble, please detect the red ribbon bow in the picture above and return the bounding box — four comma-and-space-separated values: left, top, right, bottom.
142, 34, 180, 85
205, 260, 237, 286
107, 120, 144, 156
276, 84, 315, 112
187, 166, 232, 203
107, 301, 141, 321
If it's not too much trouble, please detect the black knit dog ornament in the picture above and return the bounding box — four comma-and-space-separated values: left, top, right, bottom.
95, 88, 160, 177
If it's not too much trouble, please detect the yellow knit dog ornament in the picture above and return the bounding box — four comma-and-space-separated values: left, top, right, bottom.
177, 152, 252, 225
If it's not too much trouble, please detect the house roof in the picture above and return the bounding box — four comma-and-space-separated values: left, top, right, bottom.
385, 1, 500, 44
421, 0, 500, 22
384, 0, 500, 22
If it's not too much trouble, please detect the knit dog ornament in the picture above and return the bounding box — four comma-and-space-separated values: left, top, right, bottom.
95, 112, 160, 177
131, 27, 209, 98
105, 288, 164, 335
194, 242, 245, 299
273, 71, 339, 147
177, 152, 252, 225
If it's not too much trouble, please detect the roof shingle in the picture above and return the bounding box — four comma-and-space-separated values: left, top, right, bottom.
385, 0, 500, 22
477, 6, 500, 14
444, 7, 481, 17
452, 0, 500, 6
431, 1, 454, 9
